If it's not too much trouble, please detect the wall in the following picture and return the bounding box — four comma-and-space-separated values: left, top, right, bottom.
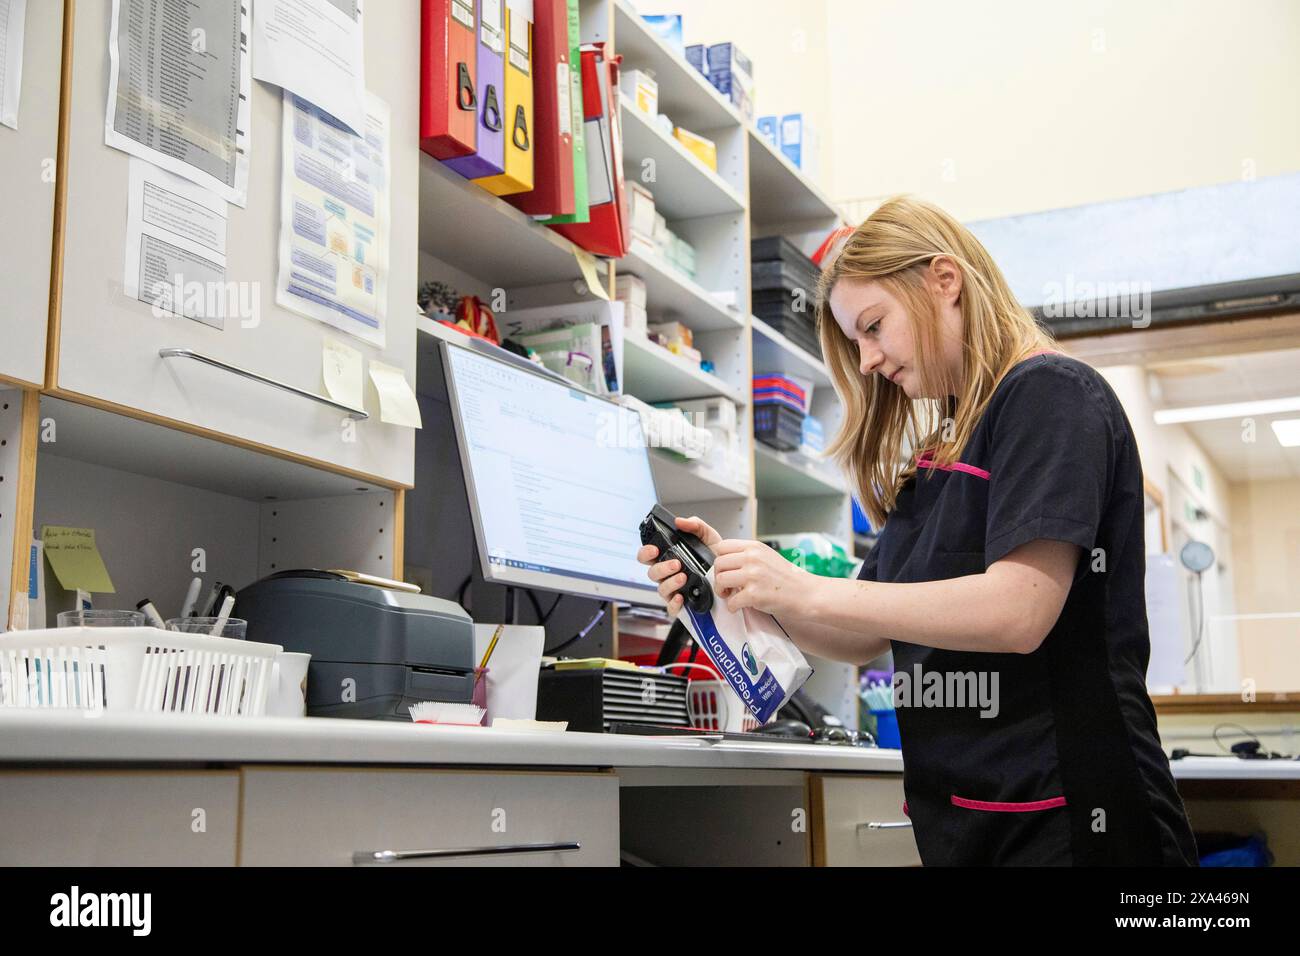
635, 0, 1300, 220
1229, 478, 1300, 691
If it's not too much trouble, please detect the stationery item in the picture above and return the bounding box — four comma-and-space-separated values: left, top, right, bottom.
179, 576, 203, 619
0, 0, 25, 129
368, 359, 423, 427
252, 0, 365, 135
105, 0, 251, 205
122, 158, 229, 329
75, 590, 92, 611
268, 651, 312, 717
443, 0, 507, 178
506, 0, 573, 216
327, 569, 422, 592
549, 43, 629, 257
472, 0, 534, 195
539, 0, 589, 225
574, 247, 610, 300
167, 616, 247, 640
135, 599, 166, 629
276, 91, 392, 349
551, 657, 640, 671
210, 594, 237, 635
57, 609, 145, 628
41, 527, 115, 594
197, 581, 223, 617
409, 700, 486, 725
479, 623, 505, 669
420, 0, 478, 159
322, 337, 366, 412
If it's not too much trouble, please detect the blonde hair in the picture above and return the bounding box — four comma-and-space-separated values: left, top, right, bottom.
815, 195, 1058, 528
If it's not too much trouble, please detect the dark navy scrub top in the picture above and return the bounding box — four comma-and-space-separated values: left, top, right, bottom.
859, 352, 1199, 866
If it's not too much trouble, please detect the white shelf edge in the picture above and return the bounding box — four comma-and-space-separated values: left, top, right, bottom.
623, 334, 748, 406
620, 246, 747, 332
750, 315, 831, 385
746, 124, 842, 224
754, 442, 849, 498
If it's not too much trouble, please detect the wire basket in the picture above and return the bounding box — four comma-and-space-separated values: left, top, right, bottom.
0, 626, 282, 717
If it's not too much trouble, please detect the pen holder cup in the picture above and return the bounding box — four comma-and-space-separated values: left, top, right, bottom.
870, 708, 901, 749
472, 667, 489, 715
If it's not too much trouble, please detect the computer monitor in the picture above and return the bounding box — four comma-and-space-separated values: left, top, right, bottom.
442, 340, 661, 605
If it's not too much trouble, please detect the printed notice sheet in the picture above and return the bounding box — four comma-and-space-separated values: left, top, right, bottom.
124, 157, 229, 329
253, 0, 366, 135
276, 89, 390, 348
0, 0, 25, 129
105, 0, 251, 206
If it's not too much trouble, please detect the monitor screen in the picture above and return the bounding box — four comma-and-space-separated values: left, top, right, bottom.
442, 341, 660, 604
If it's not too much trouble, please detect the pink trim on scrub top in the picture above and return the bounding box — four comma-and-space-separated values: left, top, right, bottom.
950, 794, 1068, 812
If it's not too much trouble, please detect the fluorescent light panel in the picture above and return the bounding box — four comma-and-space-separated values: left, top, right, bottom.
1153, 395, 1300, 425
1270, 418, 1300, 447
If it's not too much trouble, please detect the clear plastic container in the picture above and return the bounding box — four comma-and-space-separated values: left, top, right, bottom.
56, 609, 146, 628
166, 617, 247, 639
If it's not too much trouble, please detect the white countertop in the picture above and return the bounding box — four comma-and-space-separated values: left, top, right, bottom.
0, 712, 1295, 780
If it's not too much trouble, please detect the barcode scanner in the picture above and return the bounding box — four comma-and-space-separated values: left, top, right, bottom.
639, 504, 715, 614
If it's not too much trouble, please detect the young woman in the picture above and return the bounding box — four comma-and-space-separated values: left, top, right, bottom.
637, 196, 1199, 867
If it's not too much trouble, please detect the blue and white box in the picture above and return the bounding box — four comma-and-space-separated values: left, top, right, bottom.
756, 115, 779, 147
641, 14, 685, 57
685, 43, 707, 76
780, 112, 819, 177
705, 42, 754, 118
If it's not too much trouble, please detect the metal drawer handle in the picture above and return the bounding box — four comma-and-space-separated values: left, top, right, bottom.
352, 841, 582, 864
160, 348, 369, 420
858, 822, 914, 831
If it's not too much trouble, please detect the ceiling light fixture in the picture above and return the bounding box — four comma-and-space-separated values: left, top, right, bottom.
1153, 395, 1300, 425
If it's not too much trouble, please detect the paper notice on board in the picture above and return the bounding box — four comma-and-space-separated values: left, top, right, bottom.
41, 527, 116, 595
105, 0, 251, 206
0, 0, 26, 130
253, 0, 366, 135
322, 336, 364, 411
368, 359, 421, 428
123, 158, 229, 329
276, 89, 390, 348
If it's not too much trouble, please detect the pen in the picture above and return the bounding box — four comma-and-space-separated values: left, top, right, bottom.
198, 581, 223, 617
180, 577, 202, 618
210, 594, 236, 636
136, 598, 166, 629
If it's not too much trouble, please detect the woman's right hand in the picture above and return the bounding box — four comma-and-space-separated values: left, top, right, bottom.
636, 515, 722, 615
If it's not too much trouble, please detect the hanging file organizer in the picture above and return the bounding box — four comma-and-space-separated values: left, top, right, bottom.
506, 0, 575, 217
473, 0, 535, 196
420, 0, 479, 160
443, 0, 507, 179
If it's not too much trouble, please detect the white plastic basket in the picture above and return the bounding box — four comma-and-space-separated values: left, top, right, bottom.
687, 679, 759, 733
0, 626, 282, 717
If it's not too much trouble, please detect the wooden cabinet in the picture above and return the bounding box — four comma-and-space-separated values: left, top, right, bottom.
811, 773, 921, 866
0, 770, 240, 866
51, 0, 419, 486
238, 767, 620, 866
0, 0, 62, 388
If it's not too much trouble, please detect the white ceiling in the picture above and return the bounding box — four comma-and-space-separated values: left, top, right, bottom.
1150, 348, 1300, 482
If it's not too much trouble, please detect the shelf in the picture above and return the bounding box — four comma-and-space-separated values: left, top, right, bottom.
751, 315, 831, 388
611, 0, 745, 134
747, 125, 842, 233
650, 450, 749, 503
622, 335, 746, 405
417, 151, 599, 288
754, 443, 848, 498
619, 245, 745, 332
619, 96, 745, 220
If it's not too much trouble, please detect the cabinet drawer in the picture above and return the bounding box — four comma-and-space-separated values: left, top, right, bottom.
54, 0, 418, 486
812, 773, 921, 866
239, 768, 620, 866
0, 770, 240, 866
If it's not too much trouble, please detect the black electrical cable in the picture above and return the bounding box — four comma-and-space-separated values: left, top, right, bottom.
540, 592, 564, 624
544, 602, 608, 655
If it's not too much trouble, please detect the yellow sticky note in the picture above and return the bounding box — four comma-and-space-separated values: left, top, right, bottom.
368, 360, 422, 428
575, 248, 610, 301
41, 526, 115, 594
322, 337, 365, 412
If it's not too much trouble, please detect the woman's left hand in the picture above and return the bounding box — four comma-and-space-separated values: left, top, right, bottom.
711, 539, 815, 618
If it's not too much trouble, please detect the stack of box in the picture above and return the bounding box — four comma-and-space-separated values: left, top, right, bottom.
615, 273, 648, 336
674, 397, 745, 485
751, 236, 822, 358
647, 320, 701, 365
703, 43, 753, 119
753, 373, 807, 452
672, 126, 718, 171
801, 414, 825, 455
619, 69, 659, 115
627, 182, 657, 246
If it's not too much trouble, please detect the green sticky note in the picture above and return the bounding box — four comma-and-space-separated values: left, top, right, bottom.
41, 526, 116, 594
